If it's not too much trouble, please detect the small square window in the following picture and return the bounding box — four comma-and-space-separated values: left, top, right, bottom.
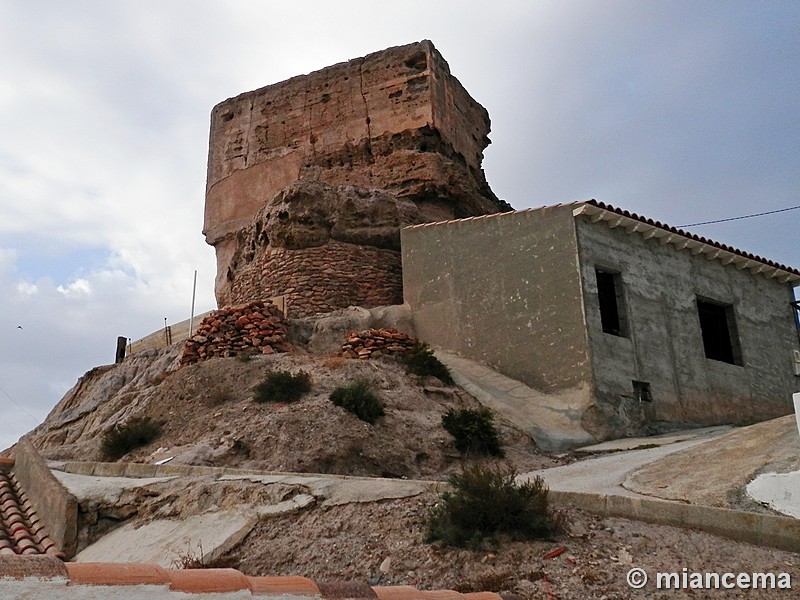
632, 380, 652, 402
696, 298, 742, 365
596, 268, 628, 337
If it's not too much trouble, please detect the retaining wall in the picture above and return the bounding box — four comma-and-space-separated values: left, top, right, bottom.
548, 490, 800, 553
13, 438, 78, 559
51, 460, 800, 554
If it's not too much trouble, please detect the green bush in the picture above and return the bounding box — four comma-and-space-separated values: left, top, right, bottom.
330, 381, 385, 424
253, 370, 312, 404
426, 464, 566, 548
442, 407, 504, 456
101, 417, 162, 460
403, 342, 453, 384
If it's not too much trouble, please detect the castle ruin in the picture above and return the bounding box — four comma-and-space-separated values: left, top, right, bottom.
203, 40, 510, 316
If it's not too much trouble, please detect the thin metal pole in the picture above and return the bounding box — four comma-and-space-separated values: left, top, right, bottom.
189, 270, 198, 336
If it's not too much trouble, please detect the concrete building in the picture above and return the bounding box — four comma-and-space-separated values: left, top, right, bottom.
402, 200, 800, 442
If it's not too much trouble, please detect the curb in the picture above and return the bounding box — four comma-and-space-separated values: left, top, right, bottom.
549, 490, 800, 553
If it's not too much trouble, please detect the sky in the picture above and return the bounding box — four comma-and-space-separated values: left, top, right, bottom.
1, 1, 798, 449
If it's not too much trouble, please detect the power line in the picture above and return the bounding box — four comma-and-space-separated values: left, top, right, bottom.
0, 383, 41, 425
678, 204, 800, 228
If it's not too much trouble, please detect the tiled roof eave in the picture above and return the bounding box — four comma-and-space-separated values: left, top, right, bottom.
0, 559, 517, 599
0, 465, 63, 559
573, 202, 800, 285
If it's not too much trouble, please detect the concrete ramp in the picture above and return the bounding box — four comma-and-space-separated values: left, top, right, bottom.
74, 511, 257, 567
435, 350, 595, 453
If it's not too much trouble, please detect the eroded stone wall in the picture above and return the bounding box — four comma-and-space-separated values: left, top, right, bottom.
224, 240, 402, 319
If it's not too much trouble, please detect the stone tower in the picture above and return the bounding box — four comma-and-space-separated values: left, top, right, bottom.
204, 40, 510, 316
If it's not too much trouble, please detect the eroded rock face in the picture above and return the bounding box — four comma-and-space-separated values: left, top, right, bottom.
264, 181, 422, 251
205, 40, 511, 314
218, 181, 422, 315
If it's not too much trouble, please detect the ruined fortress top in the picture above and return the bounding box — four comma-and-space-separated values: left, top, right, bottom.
204, 40, 510, 314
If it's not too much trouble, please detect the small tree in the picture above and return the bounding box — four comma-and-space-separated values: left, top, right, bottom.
426, 464, 566, 548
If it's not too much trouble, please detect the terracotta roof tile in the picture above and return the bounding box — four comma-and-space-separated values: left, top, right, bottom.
248, 575, 321, 595
584, 199, 800, 277
462, 593, 504, 600
318, 581, 379, 599
418, 591, 463, 600
65, 562, 170, 586
2, 560, 516, 597
0, 555, 67, 579
373, 585, 424, 600
0, 458, 14, 474
168, 567, 251, 593
0, 470, 63, 558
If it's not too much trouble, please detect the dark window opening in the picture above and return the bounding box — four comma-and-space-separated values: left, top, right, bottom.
632, 381, 652, 402
697, 298, 742, 365
596, 269, 627, 337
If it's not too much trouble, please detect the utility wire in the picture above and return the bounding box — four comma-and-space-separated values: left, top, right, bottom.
0, 383, 41, 425
678, 204, 800, 228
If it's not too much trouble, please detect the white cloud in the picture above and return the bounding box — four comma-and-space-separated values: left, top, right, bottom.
56, 278, 91, 297
15, 281, 38, 297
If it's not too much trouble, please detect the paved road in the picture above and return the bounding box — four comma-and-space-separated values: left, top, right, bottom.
519, 426, 731, 497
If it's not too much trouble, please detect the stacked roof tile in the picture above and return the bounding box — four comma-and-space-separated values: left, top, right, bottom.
0, 459, 61, 558
0, 558, 523, 598
584, 199, 800, 277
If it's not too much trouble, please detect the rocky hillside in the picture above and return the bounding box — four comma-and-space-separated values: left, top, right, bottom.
26, 310, 561, 479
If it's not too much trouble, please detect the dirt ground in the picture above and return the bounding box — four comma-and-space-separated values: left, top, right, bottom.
218, 492, 798, 599
34, 349, 568, 479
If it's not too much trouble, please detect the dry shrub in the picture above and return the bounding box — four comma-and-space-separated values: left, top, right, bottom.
330, 380, 385, 424
101, 417, 162, 460
442, 407, 504, 457
426, 464, 567, 548
253, 370, 312, 404
403, 342, 453, 384
171, 544, 239, 569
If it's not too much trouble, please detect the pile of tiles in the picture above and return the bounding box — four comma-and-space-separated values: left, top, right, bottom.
180, 300, 290, 366
0, 460, 61, 557
340, 328, 417, 359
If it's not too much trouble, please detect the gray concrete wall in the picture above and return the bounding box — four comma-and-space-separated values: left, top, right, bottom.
575, 217, 800, 436
401, 206, 593, 394
13, 437, 78, 558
